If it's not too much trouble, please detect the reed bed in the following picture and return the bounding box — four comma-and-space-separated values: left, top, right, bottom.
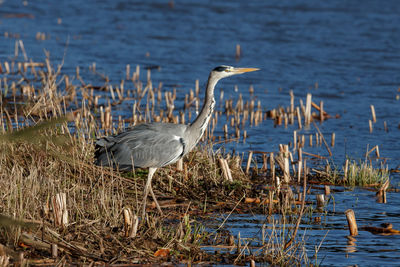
0, 48, 392, 264
0, 54, 317, 265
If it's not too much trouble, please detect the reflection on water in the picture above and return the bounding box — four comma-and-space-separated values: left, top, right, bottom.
1, 0, 400, 265
210, 187, 400, 265
346, 236, 357, 254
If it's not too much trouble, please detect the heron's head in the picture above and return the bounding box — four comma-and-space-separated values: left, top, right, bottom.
211, 65, 259, 80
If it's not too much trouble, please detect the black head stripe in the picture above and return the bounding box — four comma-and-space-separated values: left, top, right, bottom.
213, 66, 227, 72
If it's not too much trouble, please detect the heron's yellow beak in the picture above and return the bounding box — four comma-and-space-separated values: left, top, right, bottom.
232, 67, 260, 74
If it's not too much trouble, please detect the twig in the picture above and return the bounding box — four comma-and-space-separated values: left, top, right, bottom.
301, 151, 327, 159
312, 120, 332, 156
214, 194, 246, 234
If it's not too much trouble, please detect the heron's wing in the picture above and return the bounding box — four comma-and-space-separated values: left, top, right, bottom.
95, 123, 187, 170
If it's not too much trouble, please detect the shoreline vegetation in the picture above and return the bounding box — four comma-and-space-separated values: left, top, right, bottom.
0, 53, 392, 265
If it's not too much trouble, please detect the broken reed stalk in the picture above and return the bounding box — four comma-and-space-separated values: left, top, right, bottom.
324, 185, 330, 196
303, 159, 308, 179
305, 93, 312, 126
262, 153, 267, 171
376, 179, 389, 203
319, 101, 324, 122
270, 152, 276, 183
283, 145, 290, 183
51, 244, 58, 258
290, 90, 294, 114
375, 146, 380, 158
4, 61, 10, 73
123, 208, 139, 238
345, 209, 358, 236
344, 159, 349, 182
316, 194, 325, 208
52, 193, 68, 227
370, 105, 376, 123
236, 231, 241, 254
297, 149, 302, 183
219, 158, 233, 182
245, 151, 253, 175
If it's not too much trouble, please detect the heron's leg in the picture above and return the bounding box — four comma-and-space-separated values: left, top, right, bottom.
141, 167, 157, 219
149, 184, 163, 215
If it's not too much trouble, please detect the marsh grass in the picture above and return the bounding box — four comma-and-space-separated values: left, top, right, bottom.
315, 159, 389, 187
345, 160, 389, 187
0, 55, 312, 265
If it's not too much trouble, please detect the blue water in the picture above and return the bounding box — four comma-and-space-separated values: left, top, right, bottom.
1, 0, 400, 265
216, 187, 400, 266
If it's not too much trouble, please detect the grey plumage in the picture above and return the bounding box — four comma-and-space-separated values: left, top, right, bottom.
94, 65, 259, 218
95, 123, 189, 170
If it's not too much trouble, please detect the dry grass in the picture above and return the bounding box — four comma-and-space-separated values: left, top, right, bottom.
0, 55, 312, 265
0, 121, 253, 264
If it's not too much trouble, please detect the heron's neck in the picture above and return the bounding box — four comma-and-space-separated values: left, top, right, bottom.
187, 75, 218, 149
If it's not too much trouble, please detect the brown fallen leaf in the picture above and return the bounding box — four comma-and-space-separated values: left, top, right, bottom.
154, 248, 170, 257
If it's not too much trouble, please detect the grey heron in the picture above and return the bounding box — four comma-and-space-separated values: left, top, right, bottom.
95, 65, 259, 219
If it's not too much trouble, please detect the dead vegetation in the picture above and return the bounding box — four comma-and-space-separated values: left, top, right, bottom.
0, 50, 394, 265
0, 122, 310, 265
0, 54, 317, 265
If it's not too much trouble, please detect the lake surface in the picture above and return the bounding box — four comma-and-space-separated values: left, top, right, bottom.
1, 0, 400, 265
213, 186, 400, 266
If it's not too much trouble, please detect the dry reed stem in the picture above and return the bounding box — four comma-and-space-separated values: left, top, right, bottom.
52, 193, 68, 227
245, 151, 253, 175
316, 194, 325, 208
219, 158, 233, 182
370, 105, 376, 123
345, 209, 358, 236
324, 185, 330, 196
376, 179, 390, 203
305, 94, 312, 126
